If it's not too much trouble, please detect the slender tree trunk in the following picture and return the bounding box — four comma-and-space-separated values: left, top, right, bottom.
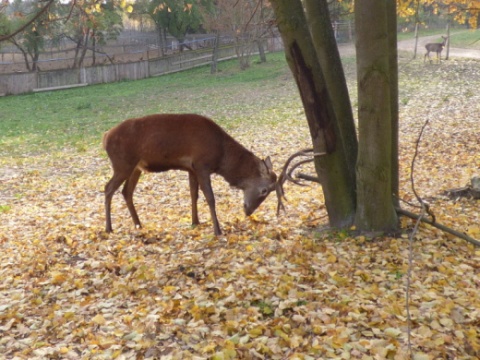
13, 43, 32, 71
257, 39, 266, 63
78, 32, 90, 68
92, 30, 96, 66
445, 22, 450, 60
8, 38, 30, 71
73, 32, 86, 68
354, 0, 398, 231
31, 44, 40, 71
386, 0, 399, 206
211, 31, 220, 74
413, 22, 419, 59
270, 0, 356, 228
156, 25, 165, 56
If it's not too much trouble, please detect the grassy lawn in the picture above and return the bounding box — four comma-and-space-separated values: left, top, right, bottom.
448, 29, 480, 48
1, 49, 479, 359
0, 52, 298, 156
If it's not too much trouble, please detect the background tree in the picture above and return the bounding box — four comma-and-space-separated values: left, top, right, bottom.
135, 0, 206, 54
5, 0, 56, 71
202, 0, 274, 70
0, 3, 9, 48
61, 0, 123, 68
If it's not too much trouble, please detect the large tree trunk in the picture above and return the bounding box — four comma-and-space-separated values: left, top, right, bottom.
354, 0, 398, 231
270, 0, 356, 228
304, 0, 358, 190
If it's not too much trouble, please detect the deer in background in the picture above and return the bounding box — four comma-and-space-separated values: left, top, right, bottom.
103, 113, 279, 236
424, 36, 448, 63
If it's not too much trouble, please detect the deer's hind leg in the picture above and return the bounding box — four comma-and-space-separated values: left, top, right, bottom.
122, 168, 142, 229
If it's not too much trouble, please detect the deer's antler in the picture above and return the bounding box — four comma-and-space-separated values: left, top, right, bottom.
276, 148, 326, 215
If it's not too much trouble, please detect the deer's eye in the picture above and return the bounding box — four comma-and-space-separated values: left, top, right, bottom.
260, 188, 269, 196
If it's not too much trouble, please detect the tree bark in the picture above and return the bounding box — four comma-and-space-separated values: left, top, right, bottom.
257, 39, 266, 63
211, 31, 220, 74
270, 0, 356, 228
386, 0, 399, 206
354, 0, 398, 231
304, 0, 358, 189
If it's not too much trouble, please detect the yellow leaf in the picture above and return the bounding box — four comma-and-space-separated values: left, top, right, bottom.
92, 314, 106, 325
326, 254, 337, 263
274, 329, 290, 342
413, 353, 431, 360
64, 312, 75, 320
163, 285, 177, 294
50, 271, 67, 285
384, 327, 402, 338
202, 343, 216, 353
331, 274, 349, 286
248, 326, 263, 337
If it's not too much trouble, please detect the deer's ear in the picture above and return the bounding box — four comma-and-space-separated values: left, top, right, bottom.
264, 157, 273, 172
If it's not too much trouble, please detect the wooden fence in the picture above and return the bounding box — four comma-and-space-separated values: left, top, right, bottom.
0, 38, 284, 96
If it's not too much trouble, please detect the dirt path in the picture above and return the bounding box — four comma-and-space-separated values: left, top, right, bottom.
338, 34, 480, 59
398, 34, 480, 59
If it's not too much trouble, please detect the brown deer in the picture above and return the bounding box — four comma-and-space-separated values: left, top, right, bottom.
103, 113, 278, 236
424, 36, 448, 63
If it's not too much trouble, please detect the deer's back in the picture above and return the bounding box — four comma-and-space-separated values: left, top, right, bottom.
104, 114, 230, 173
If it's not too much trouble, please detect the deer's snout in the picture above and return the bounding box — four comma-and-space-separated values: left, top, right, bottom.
244, 202, 254, 216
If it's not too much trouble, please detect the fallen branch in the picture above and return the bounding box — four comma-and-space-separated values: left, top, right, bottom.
396, 207, 480, 247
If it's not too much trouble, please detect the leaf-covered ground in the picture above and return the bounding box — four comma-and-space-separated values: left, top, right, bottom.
1, 54, 480, 359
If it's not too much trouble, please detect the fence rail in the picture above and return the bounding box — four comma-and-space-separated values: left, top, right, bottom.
0, 38, 284, 96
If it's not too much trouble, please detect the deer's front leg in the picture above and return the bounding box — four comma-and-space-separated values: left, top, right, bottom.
188, 171, 200, 226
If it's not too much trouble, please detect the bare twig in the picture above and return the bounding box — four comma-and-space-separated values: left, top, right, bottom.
410, 118, 435, 222
405, 203, 425, 358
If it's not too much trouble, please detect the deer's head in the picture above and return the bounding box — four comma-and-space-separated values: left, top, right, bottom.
242, 157, 277, 216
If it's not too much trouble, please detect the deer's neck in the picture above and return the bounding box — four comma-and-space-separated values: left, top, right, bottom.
218, 137, 261, 189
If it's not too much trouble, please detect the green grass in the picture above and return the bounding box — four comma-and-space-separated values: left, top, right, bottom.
397, 28, 447, 41
448, 29, 480, 48
0, 52, 294, 156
